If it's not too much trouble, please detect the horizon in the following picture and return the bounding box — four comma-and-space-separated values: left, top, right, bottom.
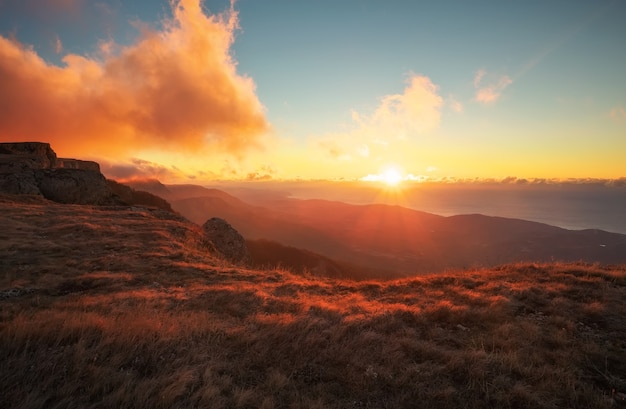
119, 176, 626, 235
1, 0, 625, 182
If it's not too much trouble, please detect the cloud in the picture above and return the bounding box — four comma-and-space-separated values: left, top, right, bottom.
54, 35, 63, 54
317, 139, 351, 160
447, 96, 463, 113
610, 105, 626, 122
370, 75, 443, 136
247, 164, 276, 181
474, 70, 512, 104
315, 74, 443, 161
473, 69, 486, 88
0, 0, 269, 158
100, 158, 185, 182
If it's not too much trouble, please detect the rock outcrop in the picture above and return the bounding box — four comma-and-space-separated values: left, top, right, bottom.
0, 142, 115, 205
55, 158, 101, 172
35, 168, 113, 205
202, 217, 251, 265
0, 142, 58, 170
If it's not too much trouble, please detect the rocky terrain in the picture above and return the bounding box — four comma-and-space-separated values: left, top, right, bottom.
202, 217, 251, 265
1, 191, 625, 408
0, 142, 251, 272
0, 143, 625, 408
0, 142, 176, 213
0, 142, 114, 205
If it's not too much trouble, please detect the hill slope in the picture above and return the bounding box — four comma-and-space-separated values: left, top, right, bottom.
132, 181, 626, 275
1, 194, 625, 408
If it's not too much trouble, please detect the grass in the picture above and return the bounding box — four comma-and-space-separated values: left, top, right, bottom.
1, 194, 625, 408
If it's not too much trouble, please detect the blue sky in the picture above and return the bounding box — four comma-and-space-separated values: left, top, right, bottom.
0, 0, 625, 181
234, 1, 625, 133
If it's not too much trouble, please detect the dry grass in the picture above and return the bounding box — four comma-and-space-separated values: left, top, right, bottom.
1, 194, 625, 408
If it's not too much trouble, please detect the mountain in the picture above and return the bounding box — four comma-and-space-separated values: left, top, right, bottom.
246, 238, 395, 279
2, 147, 625, 407
1, 192, 625, 408
107, 180, 174, 212
134, 181, 626, 276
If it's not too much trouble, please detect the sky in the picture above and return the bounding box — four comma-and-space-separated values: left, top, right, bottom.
1, 0, 625, 183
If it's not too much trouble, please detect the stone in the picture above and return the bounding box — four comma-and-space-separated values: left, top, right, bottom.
0, 142, 57, 170
55, 158, 101, 172
202, 217, 251, 265
35, 168, 114, 205
0, 169, 40, 195
0, 142, 115, 205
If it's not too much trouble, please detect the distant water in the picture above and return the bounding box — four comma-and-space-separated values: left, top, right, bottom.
218, 181, 626, 235
399, 185, 626, 235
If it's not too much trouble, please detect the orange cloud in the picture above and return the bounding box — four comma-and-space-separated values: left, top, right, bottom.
0, 0, 269, 158
474, 69, 512, 104
100, 158, 187, 182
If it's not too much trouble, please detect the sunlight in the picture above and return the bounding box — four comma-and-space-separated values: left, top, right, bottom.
360, 165, 405, 187
382, 167, 402, 186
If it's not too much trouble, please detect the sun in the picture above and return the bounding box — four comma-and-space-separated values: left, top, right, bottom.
360, 164, 409, 204
359, 164, 406, 188
381, 167, 402, 186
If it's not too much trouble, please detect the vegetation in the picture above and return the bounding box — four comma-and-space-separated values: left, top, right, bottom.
1, 194, 625, 408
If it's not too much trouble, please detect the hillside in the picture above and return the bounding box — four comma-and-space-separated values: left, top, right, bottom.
1, 194, 625, 408
246, 239, 395, 280
131, 181, 626, 276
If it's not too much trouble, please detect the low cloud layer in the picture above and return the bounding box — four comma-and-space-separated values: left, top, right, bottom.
100, 158, 186, 182
474, 69, 512, 104
0, 0, 269, 158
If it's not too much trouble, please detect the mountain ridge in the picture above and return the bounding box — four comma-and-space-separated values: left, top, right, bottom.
130, 179, 626, 275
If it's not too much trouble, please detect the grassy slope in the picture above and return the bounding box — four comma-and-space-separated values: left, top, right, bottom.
1, 194, 625, 409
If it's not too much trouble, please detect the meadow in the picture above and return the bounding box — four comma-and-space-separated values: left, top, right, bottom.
1, 194, 625, 408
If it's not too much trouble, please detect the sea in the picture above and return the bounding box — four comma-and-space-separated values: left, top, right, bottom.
217, 181, 626, 235
401, 184, 626, 235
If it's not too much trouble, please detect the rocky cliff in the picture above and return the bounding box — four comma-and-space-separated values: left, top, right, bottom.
0, 142, 114, 205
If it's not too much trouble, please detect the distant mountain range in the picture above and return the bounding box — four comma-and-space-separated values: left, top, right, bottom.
129, 179, 626, 278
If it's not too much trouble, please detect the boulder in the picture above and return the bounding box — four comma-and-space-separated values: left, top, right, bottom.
202, 217, 251, 265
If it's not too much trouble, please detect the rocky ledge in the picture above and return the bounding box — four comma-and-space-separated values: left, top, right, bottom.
0, 142, 114, 205
0, 142, 252, 265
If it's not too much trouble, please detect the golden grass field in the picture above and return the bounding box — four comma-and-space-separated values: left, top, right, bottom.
1, 194, 625, 408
